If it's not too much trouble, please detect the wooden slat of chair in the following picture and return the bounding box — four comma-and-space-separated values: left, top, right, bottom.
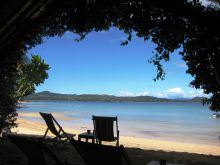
40, 112, 75, 143
92, 115, 119, 146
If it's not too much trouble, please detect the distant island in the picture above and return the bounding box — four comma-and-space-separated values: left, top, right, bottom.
24, 91, 205, 102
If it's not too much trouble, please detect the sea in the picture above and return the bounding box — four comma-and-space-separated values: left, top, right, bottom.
18, 101, 220, 146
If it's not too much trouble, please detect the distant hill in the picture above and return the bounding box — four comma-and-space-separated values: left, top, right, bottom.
190, 97, 206, 102
24, 91, 205, 102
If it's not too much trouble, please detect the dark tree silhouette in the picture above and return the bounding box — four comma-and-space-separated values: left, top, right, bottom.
0, 0, 220, 133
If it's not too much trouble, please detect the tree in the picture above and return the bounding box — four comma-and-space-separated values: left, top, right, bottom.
0, 55, 49, 135
16, 55, 50, 100
40, 0, 219, 111
0, 0, 220, 134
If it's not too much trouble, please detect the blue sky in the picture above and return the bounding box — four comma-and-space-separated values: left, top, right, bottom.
28, 28, 206, 99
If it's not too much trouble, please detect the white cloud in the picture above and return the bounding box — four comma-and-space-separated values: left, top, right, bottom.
137, 91, 150, 96
118, 88, 209, 99
118, 91, 135, 97
152, 88, 209, 99
118, 91, 150, 97
189, 90, 195, 94
185, 89, 209, 98
152, 87, 184, 99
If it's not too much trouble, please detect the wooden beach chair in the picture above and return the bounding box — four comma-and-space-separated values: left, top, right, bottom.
92, 115, 119, 146
40, 112, 75, 143
7, 134, 65, 165
71, 139, 134, 165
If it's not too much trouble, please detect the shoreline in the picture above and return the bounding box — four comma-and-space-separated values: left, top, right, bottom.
13, 112, 220, 156
22, 99, 203, 103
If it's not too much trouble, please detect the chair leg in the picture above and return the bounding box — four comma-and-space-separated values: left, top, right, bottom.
42, 129, 49, 142
116, 137, 119, 146
116, 140, 119, 147
97, 140, 102, 145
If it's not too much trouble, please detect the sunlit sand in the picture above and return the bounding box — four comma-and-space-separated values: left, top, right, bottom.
12, 112, 220, 156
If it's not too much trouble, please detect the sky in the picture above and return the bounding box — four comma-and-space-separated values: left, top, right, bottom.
28, 28, 207, 99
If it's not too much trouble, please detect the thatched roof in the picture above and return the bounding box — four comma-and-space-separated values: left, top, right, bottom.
0, 0, 55, 50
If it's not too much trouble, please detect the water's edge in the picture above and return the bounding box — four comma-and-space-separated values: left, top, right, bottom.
18, 100, 220, 146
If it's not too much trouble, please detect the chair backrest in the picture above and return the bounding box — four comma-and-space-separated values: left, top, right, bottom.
92, 115, 118, 141
8, 134, 64, 165
71, 140, 133, 165
40, 112, 61, 137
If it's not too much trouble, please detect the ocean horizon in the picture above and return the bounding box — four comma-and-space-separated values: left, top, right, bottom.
18, 100, 220, 146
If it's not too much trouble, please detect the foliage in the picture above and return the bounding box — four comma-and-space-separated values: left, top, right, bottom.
0, 50, 20, 135
1, 0, 220, 134
0, 54, 49, 135
38, 0, 219, 111
16, 55, 50, 100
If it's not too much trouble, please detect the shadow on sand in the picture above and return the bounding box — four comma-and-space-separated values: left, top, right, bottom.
0, 134, 220, 165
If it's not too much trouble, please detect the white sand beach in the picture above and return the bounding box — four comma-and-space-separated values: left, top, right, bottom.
12, 112, 220, 156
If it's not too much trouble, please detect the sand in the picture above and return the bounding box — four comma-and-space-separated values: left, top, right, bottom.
13, 112, 220, 156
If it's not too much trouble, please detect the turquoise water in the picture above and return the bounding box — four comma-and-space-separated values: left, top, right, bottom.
19, 101, 220, 145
